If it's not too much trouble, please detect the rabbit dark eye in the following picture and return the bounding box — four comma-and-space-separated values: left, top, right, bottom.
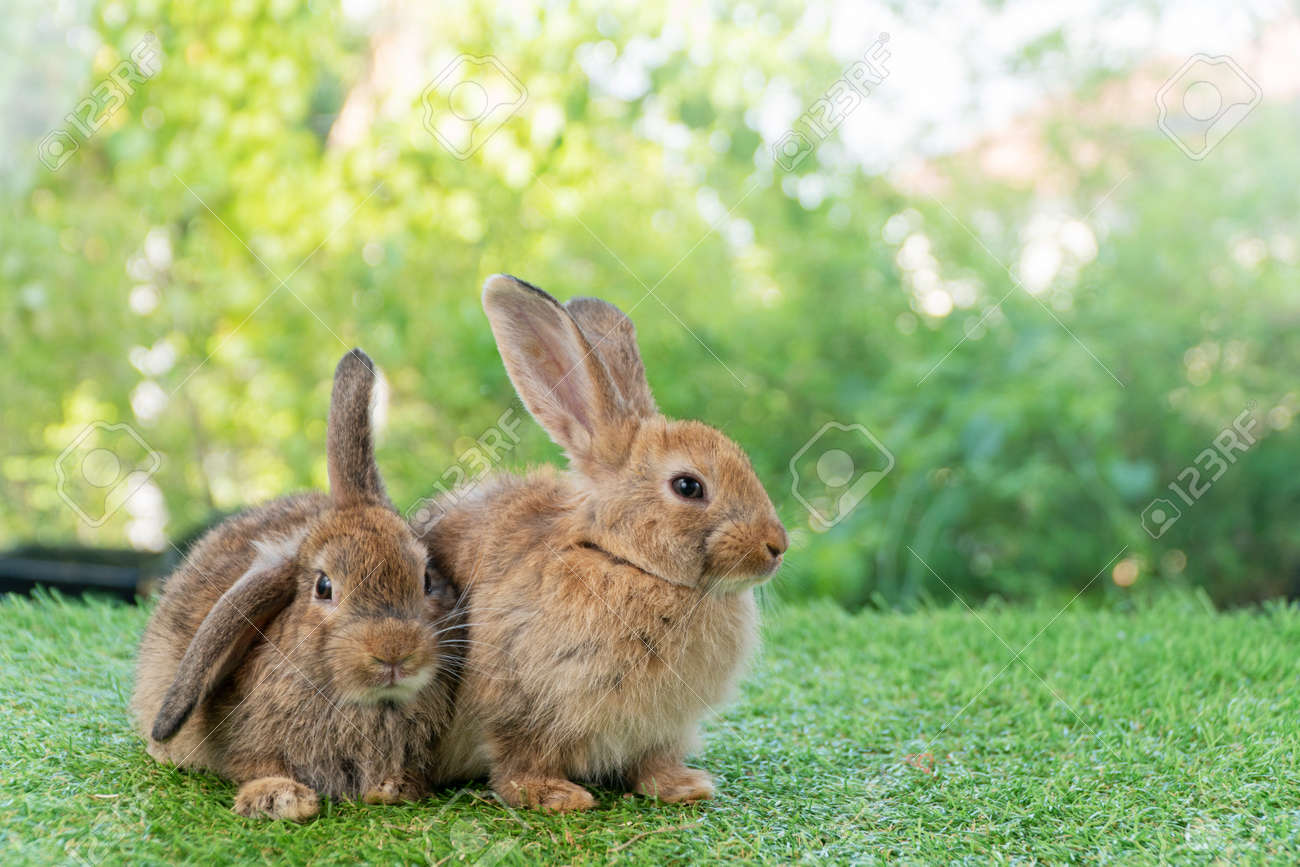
671, 474, 705, 500
424, 566, 436, 596
314, 571, 332, 600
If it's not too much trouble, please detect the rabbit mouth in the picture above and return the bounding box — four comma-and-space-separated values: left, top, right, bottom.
708, 568, 777, 593
347, 666, 434, 705
702, 548, 783, 591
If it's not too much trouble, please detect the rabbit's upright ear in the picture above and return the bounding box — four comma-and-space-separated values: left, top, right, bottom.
150, 546, 299, 742
482, 275, 628, 462
327, 348, 389, 507
564, 297, 657, 419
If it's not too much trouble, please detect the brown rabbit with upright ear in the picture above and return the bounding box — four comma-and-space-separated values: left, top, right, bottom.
131, 349, 463, 820
416, 275, 788, 811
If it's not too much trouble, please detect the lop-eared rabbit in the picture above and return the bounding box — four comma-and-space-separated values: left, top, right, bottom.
133, 349, 462, 820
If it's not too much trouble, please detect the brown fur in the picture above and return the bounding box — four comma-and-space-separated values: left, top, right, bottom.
416, 277, 787, 810
131, 349, 463, 820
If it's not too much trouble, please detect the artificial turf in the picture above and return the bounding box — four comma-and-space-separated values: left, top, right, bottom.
2, 589, 1299, 864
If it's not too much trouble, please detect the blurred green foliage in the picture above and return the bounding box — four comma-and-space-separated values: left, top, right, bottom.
2, 1, 1297, 608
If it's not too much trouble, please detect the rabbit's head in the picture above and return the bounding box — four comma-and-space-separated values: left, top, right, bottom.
296, 348, 445, 704
482, 275, 788, 591
151, 350, 450, 742
287, 505, 441, 706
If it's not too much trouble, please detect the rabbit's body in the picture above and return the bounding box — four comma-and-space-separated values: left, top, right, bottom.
133, 496, 457, 802
416, 277, 786, 811
132, 350, 462, 820
133, 492, 324, 774
425, 467, 757, 785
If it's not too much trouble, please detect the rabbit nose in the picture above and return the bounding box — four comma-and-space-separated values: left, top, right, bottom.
371, 654, 412, 684
764, 523, 789, 559
371, 653, 413, 668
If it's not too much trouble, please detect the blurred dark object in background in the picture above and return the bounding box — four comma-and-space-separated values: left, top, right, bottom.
0, 513, 229, 602
0, 546, 168, 602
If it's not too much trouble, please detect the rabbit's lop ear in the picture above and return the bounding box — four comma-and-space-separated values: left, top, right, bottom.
327, 348, 389, 507
482, 274, 625, 460
564, 296, 657, 419
150, 547, 299, 742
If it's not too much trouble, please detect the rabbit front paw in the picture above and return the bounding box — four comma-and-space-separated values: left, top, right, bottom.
233, 776, 320, 820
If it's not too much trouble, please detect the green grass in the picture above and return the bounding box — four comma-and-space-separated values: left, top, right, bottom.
3, 590, 1300, 864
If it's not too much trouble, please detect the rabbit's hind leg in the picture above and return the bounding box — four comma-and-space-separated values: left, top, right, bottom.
233, 775, 320, 821
489, 747, 596, 812
632, 751, 714, 804
361, 774, 424, 805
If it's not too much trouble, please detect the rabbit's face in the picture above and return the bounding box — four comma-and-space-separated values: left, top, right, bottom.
295, 507, 442, 704
477, 275, 787, 591
588, 418, 788, 591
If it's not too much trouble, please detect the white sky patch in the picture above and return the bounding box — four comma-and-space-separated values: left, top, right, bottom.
125, 478, 167, 551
